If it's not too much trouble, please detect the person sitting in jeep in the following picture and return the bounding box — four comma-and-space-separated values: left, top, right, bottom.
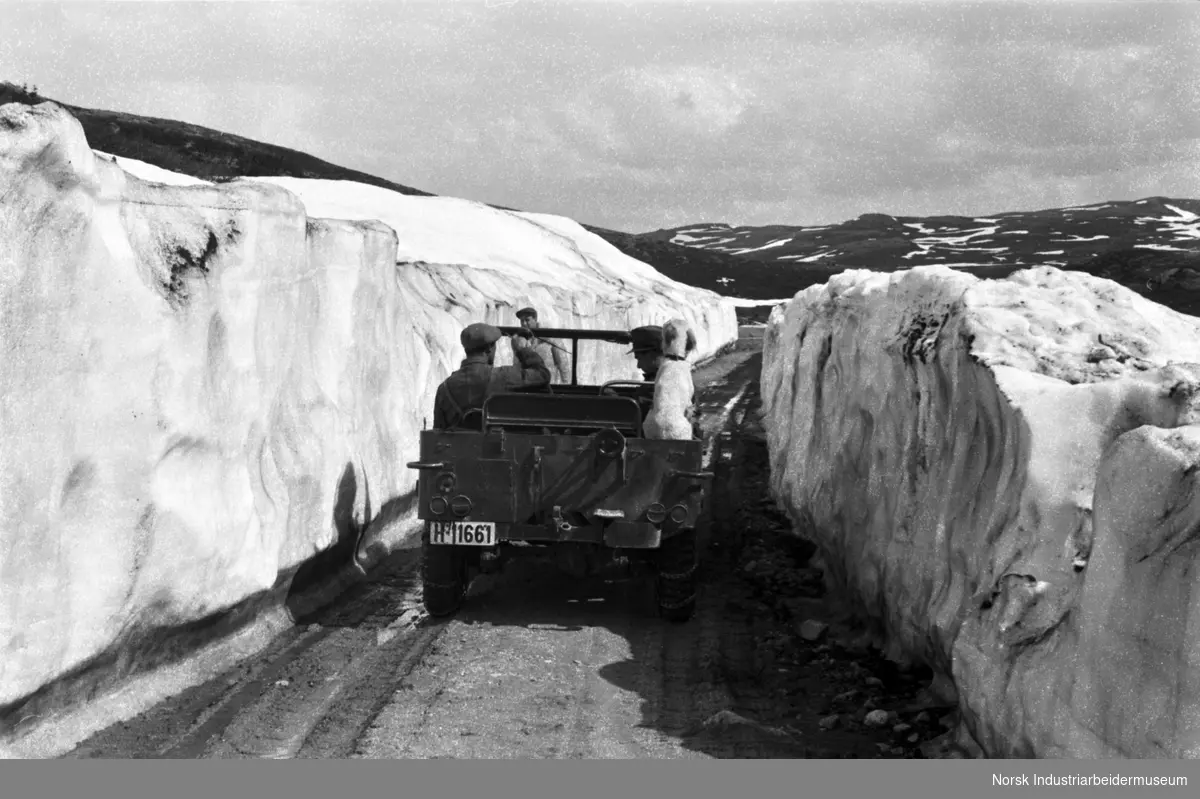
433, 322, 549, 430
629, 325, 665, 383
626, 325, 664, 414
620, 324, 701, 440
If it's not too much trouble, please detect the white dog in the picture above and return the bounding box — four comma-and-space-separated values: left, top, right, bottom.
644, 318, 698, 440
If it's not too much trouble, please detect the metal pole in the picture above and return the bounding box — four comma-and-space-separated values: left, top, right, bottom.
571, 339, 579, 386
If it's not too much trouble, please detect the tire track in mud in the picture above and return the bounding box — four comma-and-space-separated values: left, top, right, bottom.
561, 625, 647, 759
650, 367, 812, 759
62, 552, 446, 759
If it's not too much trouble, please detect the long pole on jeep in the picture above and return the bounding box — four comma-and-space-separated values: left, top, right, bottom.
496, 326, 634, 387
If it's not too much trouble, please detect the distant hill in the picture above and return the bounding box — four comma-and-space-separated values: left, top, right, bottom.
640, 199, 1200, 319
0, 82, 435, 197
643, 198, 1200, 273
4, 81, 1199, 322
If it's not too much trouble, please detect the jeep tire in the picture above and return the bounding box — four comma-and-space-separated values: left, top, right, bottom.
422, 540, 467, 617
656, 527, 698, 623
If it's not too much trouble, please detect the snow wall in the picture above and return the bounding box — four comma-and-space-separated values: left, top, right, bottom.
761, 264, 1200, 758
0, 102, 738, 720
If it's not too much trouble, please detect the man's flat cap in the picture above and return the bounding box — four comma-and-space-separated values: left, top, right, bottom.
628, 325, 664, 354
461, 322, 502, 352
515, 306, 538, 320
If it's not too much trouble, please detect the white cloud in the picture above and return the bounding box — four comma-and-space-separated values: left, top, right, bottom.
4, 1, 1196, 231
628, 64, 754, 136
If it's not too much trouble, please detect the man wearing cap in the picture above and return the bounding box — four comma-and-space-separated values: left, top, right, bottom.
432, 322, 550, 430
623, 324, 702, 440
628, 325, 665, 382
621, 325, 665, 418
516, 306, 571, 384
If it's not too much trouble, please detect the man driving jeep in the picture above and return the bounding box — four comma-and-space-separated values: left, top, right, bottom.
432, 322, 549, 430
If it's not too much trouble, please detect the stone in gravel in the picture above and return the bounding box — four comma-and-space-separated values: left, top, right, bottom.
834, 635, 873, 657
939, 711, 957, 729
744, 560, 759, 574
920, 735, 972, 759
794, 596, 825, 611
908, 733, 920, 743
864, 709, 890, 728
893, 723, 912, 735
685, 710, 801, 750
797, 619, 828, 641
915, 711, 931, 724
862, 698, 878, 710
864, 676, 883, 688
902, 686, 953, 713
833, 689, 858, 703
818, 714, 840, 731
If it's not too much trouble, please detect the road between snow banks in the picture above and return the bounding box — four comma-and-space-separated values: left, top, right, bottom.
56, 329, 963, 759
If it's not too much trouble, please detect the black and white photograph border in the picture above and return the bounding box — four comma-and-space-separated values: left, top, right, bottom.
1, 0, 1199, 793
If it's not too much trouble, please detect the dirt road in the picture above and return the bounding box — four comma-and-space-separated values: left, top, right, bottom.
62, 333, 963, 760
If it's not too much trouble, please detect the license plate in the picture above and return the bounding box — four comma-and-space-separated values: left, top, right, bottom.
429, 520, 496, 546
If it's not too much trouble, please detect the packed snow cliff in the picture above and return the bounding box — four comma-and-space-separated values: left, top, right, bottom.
761, 264, 1200, 758
0, 102, 737, 715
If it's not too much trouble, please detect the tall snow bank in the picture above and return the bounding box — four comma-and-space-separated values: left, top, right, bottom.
245, 177, 736, 378
0, 102, 736, 713
761, 264, 1200, 758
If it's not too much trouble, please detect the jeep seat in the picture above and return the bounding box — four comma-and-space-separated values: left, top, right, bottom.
455, 408, 484, 431
483, 392, 642, 437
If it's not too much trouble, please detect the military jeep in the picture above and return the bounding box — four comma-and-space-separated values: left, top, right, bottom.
406, 326, 712, 622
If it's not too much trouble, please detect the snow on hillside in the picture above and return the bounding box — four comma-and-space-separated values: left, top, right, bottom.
725, 297, 794, 308
1145, 203, 1200, 240
94, 150, 210, 186
647, 197, 1200, 274
251, 177, 721, 308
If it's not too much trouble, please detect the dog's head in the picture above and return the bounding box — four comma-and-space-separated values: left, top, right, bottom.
662, 318, 697, 359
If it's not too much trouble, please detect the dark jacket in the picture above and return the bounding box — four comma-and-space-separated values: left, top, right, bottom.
433, 346, 550, 430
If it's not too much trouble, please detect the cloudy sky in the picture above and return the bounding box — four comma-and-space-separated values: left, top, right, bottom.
4, 1, 1198, 232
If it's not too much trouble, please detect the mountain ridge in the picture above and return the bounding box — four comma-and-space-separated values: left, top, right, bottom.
641, 196, 1200, 269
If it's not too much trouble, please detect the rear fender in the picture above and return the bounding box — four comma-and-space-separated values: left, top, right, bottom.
410, 429, 515, 522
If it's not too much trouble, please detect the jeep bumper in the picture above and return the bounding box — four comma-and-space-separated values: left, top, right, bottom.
499, 521, 665, 548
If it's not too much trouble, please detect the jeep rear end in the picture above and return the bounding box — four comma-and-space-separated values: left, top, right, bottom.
408, 390, 711, 621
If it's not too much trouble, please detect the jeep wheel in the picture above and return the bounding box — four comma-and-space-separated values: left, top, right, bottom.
656, 528, 698, 623
422, 542, 467, 617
